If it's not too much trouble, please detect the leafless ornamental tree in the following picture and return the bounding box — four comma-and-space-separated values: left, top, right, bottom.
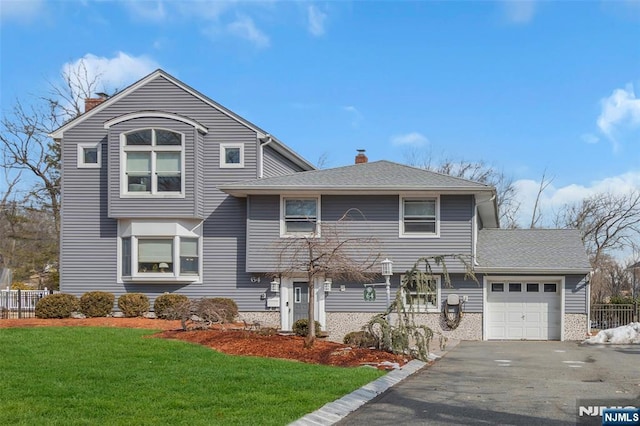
276, 209, 381, 348
556, 190, 640, 266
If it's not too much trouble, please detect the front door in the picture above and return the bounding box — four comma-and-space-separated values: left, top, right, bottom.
293, 282, 309, 323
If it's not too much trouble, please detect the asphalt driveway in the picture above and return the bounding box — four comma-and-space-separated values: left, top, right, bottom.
338, 341, 640, 425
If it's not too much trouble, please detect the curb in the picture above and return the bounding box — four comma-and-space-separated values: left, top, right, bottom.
289, 359, 427, 426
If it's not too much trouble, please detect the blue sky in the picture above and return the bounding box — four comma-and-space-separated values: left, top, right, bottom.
1, 0, 639, 228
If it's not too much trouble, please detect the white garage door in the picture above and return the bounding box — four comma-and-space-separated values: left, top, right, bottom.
486, 281, 561, 340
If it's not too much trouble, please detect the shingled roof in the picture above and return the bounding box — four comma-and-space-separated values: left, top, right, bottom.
476, 229, 591, 274
220, 160, 494, 194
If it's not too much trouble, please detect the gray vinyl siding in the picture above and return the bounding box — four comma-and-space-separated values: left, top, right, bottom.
323, 274, 481, 313
565, 274, 589, 314
263, 145, 305, 177
59, 75, 265, 310
246, 194, 474, 273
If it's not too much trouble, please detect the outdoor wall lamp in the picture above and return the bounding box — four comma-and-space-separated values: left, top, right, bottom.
381, 258, 393, 306
323, 278, 333, 292
270, 278, 280, 293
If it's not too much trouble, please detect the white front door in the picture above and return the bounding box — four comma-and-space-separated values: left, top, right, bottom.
486, 280, 561, 340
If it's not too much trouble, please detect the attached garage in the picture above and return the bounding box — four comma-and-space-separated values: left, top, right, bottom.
485, 278, 562, 340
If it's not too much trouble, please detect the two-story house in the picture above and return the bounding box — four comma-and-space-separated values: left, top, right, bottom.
51, 69, 591, 341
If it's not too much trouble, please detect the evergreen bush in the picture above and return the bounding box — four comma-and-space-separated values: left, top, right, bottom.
79, 291, 115, 317
35, 293, 79, 319
154, 294, 190, 319
118, 293, 150, 317
292, 318, 321, 337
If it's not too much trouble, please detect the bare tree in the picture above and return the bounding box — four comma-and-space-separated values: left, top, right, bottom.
529, 168, 553, 229
556, 190, 640, 266
404, 151, 519, 228
275, 209, 381, 347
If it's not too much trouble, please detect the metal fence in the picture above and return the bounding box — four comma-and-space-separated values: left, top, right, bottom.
0, 289, 55, 319
590, 303, 639, 330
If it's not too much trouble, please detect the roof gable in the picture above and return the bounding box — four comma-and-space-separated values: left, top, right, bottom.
49, 69, 314, 171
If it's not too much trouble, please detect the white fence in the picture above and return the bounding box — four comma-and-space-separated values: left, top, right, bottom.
0, 289, 55, 318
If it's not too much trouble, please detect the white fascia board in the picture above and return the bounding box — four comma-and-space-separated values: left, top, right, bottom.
218, 186, 495, 198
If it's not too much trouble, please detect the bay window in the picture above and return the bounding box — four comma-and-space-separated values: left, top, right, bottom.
119, 220, 201, 282
123, 129, 183, 195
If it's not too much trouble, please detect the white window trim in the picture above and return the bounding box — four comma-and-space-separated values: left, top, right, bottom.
280, 195, 321, 238
120, 128, 186, 198
117, 219, 202, 283
220, 143, 245, 168
401, 274, 441, 313
77, 142, 101, 168
399, 194, 440, 238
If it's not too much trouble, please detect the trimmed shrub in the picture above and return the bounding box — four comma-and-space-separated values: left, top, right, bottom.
35, 293, 79, 319
195, 298, 239, 324
292, 318, 322, 337
118, 293, 150, 317
79, 291, 115, 317
154, 294, 190, 320
343, 330, 377, 348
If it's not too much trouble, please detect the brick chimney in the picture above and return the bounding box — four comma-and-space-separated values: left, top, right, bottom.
355, 149, 368, 164
84, 93, 109, 113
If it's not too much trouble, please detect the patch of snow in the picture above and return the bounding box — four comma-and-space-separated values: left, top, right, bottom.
583, 322, 640, 344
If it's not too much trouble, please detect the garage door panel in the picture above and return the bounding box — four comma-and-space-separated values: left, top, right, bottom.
487, 279, 561, 341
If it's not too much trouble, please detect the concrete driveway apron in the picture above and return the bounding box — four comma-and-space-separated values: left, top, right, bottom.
338, 341, 640, 425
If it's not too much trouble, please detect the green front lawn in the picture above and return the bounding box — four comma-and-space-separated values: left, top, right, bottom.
0, 327, 384, 425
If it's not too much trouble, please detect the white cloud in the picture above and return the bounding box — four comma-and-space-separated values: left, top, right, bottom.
61, 52, 160, 95
0, 0, 45, 23
307, 4, 327, 36
597, 84, 640, 147
502, 0, 537, 24
513, 171, 640, 228
227, 15, 270, 48
391, 132, 429, 147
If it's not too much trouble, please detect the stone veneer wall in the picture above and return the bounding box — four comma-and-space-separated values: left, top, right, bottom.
238, 311, 280, 328
326, 312, 483, 343
564, 313, 588, 340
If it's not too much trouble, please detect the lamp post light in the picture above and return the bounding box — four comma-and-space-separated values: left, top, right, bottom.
381, 258, 393, 306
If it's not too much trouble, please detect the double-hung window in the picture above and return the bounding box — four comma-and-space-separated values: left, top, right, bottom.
401, 197, 438, 236
282, 197, 319, 235
402, 274, 441, 313
123, 129, 183, 195
119, 220, 201, 282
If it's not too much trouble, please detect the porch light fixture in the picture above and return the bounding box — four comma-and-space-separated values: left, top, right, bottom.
381, 258, 393, 306
270, 278, 280, 293
323, 278, 332, 292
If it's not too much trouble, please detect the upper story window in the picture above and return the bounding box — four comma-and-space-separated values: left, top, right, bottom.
400, 197, 439, 237
402, 274, 441, 313
77, 142, 101, 168
122, 129, 183, 195
220, 143, 244, 168
281, 197, 319, 236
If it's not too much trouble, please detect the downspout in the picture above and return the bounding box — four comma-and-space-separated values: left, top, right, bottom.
258, 134, 273, 178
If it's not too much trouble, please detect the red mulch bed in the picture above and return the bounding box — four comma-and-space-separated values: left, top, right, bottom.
0, 317, 410, 369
